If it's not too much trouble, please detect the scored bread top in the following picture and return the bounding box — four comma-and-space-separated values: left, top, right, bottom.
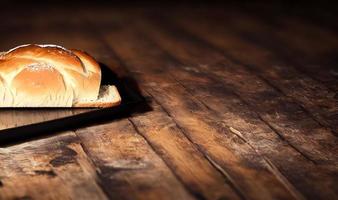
0, 44, 102, 107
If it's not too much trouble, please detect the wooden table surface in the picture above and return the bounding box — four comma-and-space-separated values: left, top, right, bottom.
0, 2, 337, 200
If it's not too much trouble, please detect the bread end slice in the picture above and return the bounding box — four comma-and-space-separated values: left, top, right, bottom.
74, 85, 121, 108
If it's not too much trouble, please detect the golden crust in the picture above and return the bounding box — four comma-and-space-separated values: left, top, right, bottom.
12, 67, 66, 95
12, 66, 73, 107
0, 44, 110, 107
0, 75, 4, 98
70, 49, 101, 100
71, 49, 101, 74
2, 45, 86, 74
0, 58, 37, 74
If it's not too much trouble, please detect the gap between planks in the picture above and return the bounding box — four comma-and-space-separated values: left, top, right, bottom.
80, 14, 301, 199
86, 10, 336, 199
84, 15, 306, 200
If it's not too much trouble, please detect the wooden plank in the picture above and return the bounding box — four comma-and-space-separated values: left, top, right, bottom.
129, 110, 242, 200
221, 11, 338, 128
131, 15, 335, 197
86, 13, 300, 200
75, 120, 195, 200
2, 26, 198, 200
166, 9, 338, 135
231, 5, 338, 106
0, 109, 89, 130
0, 132, 108, 200
79, 35, 244, 198
263, 16, 338, 91
68, 15, 245, 200
1, 5, 336, 200
126, 15, 338, 200
226, 9, 338, 92
238, 4, 338, 68
19, 9, 197, 200
161, 11, 338, 164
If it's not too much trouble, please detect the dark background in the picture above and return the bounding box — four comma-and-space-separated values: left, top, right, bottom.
1, 0, 337, 23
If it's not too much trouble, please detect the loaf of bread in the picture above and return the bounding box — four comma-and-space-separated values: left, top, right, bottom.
0, 44, 121, 107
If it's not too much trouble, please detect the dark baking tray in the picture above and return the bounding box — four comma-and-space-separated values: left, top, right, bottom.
0, 64, 150, 146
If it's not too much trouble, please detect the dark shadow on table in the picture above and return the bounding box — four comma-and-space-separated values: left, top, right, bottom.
0, 62, 152, 147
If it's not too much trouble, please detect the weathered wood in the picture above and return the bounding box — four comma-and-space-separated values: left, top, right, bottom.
83, 41, 244, 199
23, 10, 196, 200
222, 11, 338, 131
130, 110, 242, 200
74, 15, 243, 200
75, 120, 195, 200
0, 4, 337, 200
243, 7, 338, 82
129, 16, 338, 200
162, 12, 338, 164
0, 109, 89, 130
166, 9, 338, 135
87, 14, 300, 200
0, 132, 108, 200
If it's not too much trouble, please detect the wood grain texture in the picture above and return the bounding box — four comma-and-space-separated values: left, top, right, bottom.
75, 17, 243, 200
163, 11, 338, 166
130, 110, 242, 200
0, 3, 337, 200
0, 109, 88, 130
0, 132, 108, 200
129, 15, 338, 200
81, 37, 243, 199
240, 6, 338, 91
221, 11, 338, 131
87, 14, 299, 200
75, 120, 195, 200
21, 10, 197, 200
167, 9, 338, 136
